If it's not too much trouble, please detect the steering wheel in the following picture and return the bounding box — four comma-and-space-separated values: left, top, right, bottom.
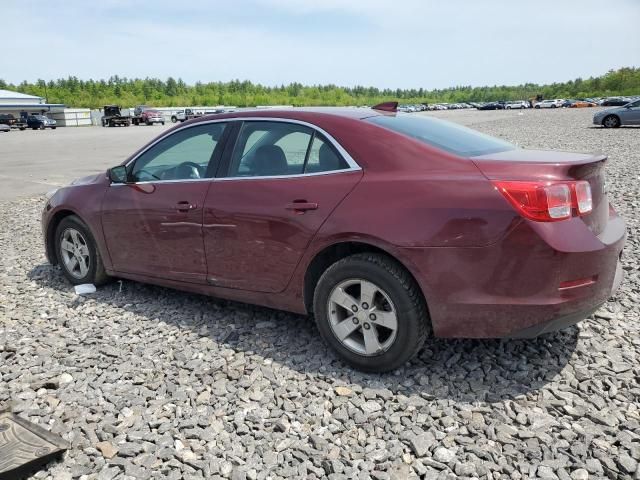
175, 161, 204, 179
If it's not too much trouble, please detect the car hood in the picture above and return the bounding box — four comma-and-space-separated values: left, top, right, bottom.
70, 172, 105, 186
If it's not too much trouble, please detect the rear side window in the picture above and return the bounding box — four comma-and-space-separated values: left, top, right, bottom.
367, 115, 515, 157
227, 121, 349, 177
305, 135, 349, 173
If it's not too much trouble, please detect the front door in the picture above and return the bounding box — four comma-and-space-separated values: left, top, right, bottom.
203, 120, 362, 292
102, 122, 228, 283
619, 99, 640, 125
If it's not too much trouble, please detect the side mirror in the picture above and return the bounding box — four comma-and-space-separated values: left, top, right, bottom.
109, 165, 128, 183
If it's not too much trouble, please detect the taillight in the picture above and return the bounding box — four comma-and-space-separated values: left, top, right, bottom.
574, 180, 592, 214
493, 180, 593, 222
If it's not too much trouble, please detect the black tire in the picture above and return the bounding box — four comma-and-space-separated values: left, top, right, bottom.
161, 122, 165, 125
602, 115, 621, 128
51, 126, 56, 130
313, 253, 429, 372
55, 215, 110, 286
32, 127, 38, 130
171, 116, 178, 123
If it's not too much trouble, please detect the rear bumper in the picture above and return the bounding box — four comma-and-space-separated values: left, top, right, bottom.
507, 259, 622, 338
403, 212, 626, 338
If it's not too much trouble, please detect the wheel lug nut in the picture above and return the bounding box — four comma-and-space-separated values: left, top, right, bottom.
363, 323, 371, 330
362, 302, 369, 309
369, 313, 376, 321
352, 318, 359, 324
351, 305, 358, 312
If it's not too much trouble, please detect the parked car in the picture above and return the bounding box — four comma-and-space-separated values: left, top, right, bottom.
0, 123, 10, 133
477, 102, 504, 110
593, 98, 640, 127
568, 100, 596, 108
27, 115, 57, 129
0, 113, 27, 130
534, 99, 564, 109
599, 97, 630, 107
131, 106, 165, 126
42, 105, 625, 372
132, 106, 165, 126
171, 108, 199, 123
505, 101, 528, 109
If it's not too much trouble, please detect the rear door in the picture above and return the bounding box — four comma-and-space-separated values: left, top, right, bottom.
203, 120, 363, 292
102, 122, 229, 283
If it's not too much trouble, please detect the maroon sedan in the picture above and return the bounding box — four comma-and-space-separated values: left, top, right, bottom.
42, 104, 625, 372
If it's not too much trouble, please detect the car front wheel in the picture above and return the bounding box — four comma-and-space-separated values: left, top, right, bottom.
55, 215, 109, 285
313, 253, 429, 372
602, 115, 621, 128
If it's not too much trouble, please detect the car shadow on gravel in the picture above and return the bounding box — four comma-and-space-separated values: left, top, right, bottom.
28, 263, 579, 404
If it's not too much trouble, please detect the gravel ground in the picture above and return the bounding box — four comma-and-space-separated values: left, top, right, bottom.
0, 109, 638, 480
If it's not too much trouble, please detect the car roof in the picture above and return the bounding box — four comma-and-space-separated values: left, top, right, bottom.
190, 107, 384, 124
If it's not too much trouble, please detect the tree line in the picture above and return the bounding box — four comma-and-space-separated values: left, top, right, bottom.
0, 67, 638, 109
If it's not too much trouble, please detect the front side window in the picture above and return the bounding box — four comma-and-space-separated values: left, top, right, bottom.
130, 123, 226, 182
227, 121, 350, 178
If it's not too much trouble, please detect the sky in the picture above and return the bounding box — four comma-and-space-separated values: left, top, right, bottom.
2, 0, 639, 90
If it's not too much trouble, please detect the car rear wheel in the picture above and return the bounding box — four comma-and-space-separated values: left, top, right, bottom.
602, 115, 621, 128
313, 253, 429, 372
55, 215, 109, 286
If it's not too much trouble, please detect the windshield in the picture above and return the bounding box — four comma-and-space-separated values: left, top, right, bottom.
367, 114, 516, 157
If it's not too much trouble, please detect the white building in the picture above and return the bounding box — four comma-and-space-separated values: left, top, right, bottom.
0, 89, 90, 126
0, 88, 65, 116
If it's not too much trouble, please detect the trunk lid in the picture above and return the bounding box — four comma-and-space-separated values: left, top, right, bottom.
471, 149, 609, 235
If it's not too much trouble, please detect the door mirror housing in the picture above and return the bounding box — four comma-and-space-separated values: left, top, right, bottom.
109, 165, 128, 183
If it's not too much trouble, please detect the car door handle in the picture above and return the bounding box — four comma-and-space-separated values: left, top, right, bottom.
286, 201, 318, 213
176, 201, 197, 212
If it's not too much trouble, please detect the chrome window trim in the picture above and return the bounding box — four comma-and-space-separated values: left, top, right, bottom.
113, 117, 361, 186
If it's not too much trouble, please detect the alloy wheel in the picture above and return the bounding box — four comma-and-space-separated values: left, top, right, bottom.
327, 279, 398, 356
603, 116, 619, 128
60, 228, 91, 279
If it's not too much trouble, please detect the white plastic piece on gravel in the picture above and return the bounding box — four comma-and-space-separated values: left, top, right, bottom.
74, 283, 96, 295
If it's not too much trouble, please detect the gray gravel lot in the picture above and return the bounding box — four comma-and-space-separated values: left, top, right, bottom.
0, 109, 638, 479
0, 124, 172, 201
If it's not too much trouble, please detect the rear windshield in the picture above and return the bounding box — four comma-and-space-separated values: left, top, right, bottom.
367, 115, 515, 157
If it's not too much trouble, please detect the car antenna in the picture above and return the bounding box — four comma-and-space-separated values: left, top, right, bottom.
372, 101, 398, 112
